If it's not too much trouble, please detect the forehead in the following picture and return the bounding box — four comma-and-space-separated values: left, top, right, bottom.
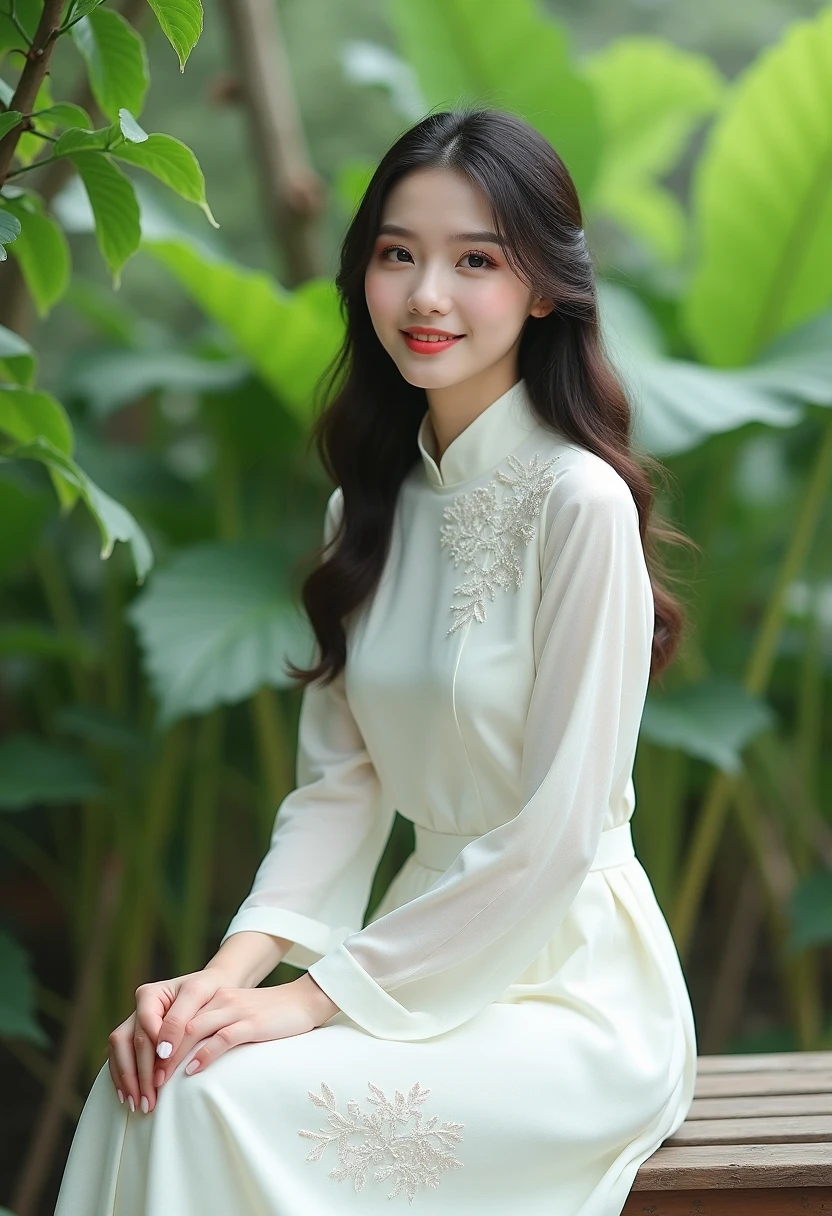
379, 168, 495, 235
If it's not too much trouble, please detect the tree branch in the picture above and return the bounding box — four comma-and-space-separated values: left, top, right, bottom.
0, 0, 65, 184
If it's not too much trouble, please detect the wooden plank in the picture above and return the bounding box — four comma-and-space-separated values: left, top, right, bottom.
622, 1186, 832, 1215
668, 1115, 832, 1145
695, 1071, 832, 1099
698, 1053, 832, 1076
689, 1094, 832, 1120
631, 1143, 832, 1190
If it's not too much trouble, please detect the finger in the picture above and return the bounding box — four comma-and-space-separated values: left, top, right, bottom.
109, 1017, 139, 1112
184, 1021, 254, 1076
154, 979, 222, 1085
133, 1019, 160, 1114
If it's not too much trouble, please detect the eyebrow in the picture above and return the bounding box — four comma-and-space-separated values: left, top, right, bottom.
377, 223, 504, 245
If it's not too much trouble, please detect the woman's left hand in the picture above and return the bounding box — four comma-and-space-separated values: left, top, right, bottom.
153, 975, 339, 1091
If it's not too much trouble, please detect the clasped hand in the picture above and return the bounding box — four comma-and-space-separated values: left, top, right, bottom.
108, 971, 340, 1115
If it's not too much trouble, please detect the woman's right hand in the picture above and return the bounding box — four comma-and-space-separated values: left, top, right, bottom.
107, 970, 230, 1114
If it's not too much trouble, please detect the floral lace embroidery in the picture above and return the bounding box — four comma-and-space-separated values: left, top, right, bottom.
439, 451, 561, 634
299, 1080, 465, 1203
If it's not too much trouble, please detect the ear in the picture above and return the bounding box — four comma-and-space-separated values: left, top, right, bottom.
529, 296, 555, 319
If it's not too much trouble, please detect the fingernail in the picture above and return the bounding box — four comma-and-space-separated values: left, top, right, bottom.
117, 1089, 125, 1104
156, 1041, 173, 1059
141, 1095, 149, 1114
154, 1068, 165, 1087
185, 1059, 201, 1075
128, 1095, 135, 1112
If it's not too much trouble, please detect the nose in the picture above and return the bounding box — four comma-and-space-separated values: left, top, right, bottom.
407, 261, 454, 317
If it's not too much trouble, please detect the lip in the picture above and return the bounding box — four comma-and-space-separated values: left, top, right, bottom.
400, 327, 466, 355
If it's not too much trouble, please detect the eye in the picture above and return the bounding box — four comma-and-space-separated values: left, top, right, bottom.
377, 245, 497, 269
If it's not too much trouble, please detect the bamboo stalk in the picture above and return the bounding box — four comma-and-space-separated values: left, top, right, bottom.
175, 708, 224, 974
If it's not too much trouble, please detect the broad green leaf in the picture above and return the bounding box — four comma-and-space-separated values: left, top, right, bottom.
743, 309, 832, 408
388, 0, 601, 198
0, 734, 103, 809
71, 151, 141, 284
0, 384, 73, 454
0, 208, 21, 260
66, 347, 248, 417
0, 323, 36, 385
68, 0, 108, 19
71, 8, 149, 122
9, 437, 154, 580
55, 125, 113, 155
333, 158, 376, 217
0, 930, 49, 1047
143, 235, 341, 420
787, 871, 832, 954
641, 681, 776, 773
0, 110, 21, 139
684, 8, 832, 366
31, 102, 93, 130
128, 541, 314, 726
1, 196, 71, 315
118, 107, 147, 143
113, 132, 218, 226
0, 0, 40, 53
0, 623, 95, 663
584, 38, 723, 263
146, 0, 203, 70
599, 284, 801, 457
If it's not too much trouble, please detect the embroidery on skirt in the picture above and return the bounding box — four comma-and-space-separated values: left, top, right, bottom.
439, 451, 561, 634
299, 1080, 465, 1203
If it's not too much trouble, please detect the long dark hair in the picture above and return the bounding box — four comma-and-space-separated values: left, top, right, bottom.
287, 107, 695, 689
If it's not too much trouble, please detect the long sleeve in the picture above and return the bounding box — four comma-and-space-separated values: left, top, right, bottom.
307, 470, 654, 1039
220, 488, 396, 971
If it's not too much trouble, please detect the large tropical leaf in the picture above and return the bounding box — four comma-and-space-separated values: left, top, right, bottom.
584, 38, 723, 262
0, 734, 103, 810
641, 681, 776, 773
128, 542, 315, 727
65, 347, 248, 418
387, 0, 602, 198
684, 8, 832, 366
0, 930, 48, 1047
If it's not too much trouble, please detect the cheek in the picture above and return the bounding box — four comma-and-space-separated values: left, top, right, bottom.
466, 280, 529, 329
364, 269, 401, 323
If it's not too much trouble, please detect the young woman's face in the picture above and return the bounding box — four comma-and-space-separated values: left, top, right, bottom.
364, 167, 552, 394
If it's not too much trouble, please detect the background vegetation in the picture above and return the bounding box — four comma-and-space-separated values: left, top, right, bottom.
1, 0, 831, 1211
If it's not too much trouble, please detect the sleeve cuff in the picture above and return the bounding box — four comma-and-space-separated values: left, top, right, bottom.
220, 908, 359, 972
307, 943, 447, 1041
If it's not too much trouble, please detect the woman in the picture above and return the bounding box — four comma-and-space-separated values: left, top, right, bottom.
55, 107, 697, 1216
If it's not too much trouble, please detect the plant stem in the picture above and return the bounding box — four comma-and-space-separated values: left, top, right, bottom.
671, 417, 832, 956
0, 0, 65, 184
250, 684, 292, 838
176, 708, 224, 974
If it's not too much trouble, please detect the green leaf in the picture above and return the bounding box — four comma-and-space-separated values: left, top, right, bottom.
641, 681, 777, 773
63, 276, 140, 343
71, 8, 149, 122
388, 0, 601, 199
66, 347, 249, 418
1, 195, 71, 316
584, 38, 723, 263
113, 132, 217, 226
146, 0, 203, 70
31, 101, 93, 130
787, 870, 832, 954
0, 384, 73, 454
54, 125, 113, 155
0, 930, 49, 1047
71, 151, 141, 284
0, 323, 36, 386
68, 0, 108, 19
684, 7, 832, 366
0, 110, 22, 140
9, 437, 154, 581
599, 283, 801, 457
118, 107, 147, 143
0, 0, 40, 53
0, 734, 103, 809
743, 310, 832, 408
0, 623, 95, 664
0, 475, 52, 578
56, 705, 148, 753
143, 234, 341, 421
128, 541, 314, 726
0, 207, 21, 260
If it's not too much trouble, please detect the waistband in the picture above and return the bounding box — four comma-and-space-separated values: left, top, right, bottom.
413, 820, 635, 874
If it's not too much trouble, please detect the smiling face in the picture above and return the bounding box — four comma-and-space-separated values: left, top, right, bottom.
364, 167, 553, 409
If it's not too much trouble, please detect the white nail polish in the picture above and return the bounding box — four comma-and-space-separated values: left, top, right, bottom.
156, 1040, 173, 1059
141, 1095, 149, 1114
117, 1089, 125, 1104
128, 1095, 135, 1112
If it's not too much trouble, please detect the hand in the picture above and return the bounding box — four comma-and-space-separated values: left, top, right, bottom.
107, 969, 230, 1115
152, 974, 340, 1094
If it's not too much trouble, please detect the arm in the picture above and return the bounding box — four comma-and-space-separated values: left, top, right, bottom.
307, 470, 654, 1041
216, 488, 396, 977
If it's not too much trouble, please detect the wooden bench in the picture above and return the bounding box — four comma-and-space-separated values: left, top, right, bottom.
623, 1051, 832, 1214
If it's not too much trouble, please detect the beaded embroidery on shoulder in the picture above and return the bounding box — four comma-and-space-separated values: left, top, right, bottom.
439, 451, 561, 634
299, 1080, 465, 1204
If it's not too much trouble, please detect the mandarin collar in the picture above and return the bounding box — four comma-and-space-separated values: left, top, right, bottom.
416, 378, 538, 490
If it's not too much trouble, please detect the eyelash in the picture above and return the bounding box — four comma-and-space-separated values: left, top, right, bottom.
378, 244, 498, 270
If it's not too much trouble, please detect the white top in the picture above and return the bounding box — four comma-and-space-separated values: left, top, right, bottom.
221, 377, 655, 1042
